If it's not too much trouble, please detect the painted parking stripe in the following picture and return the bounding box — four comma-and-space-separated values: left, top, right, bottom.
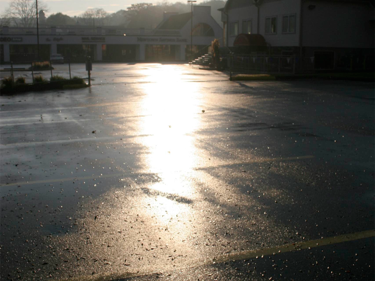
212, 229, 375, 264
61, 229, 375, 281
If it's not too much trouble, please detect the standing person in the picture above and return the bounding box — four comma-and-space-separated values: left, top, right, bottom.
211, 39, 220, 70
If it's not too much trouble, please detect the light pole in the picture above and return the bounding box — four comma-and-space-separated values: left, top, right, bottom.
187, 0, 196, 62
36, 0, 40, 61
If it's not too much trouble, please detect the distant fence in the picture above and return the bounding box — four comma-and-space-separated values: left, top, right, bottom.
1, 26, 156, 36
227, 53, 374, 75
1, 61, 76, 85
228, 54, 314, 75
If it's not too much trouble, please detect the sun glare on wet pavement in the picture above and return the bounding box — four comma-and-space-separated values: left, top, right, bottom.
139, 65, 202, 177
137, 65, 203, 234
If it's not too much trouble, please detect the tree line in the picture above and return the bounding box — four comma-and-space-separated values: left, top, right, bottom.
1, 0, 225, 28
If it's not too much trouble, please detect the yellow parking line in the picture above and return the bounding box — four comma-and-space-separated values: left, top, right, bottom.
60, 229, 375, 281
212, 229, 375, 264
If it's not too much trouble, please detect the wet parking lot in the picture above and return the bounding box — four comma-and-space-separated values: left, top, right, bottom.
0, 64, 374, 280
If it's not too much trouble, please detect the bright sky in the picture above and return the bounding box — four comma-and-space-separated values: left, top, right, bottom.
0, 0, 205, 16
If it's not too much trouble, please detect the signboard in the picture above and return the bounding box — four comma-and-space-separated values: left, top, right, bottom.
46, 37, 64, 42
82, 37, 106, 42
137, 37, 187, 43
0, 37, 23, 42
86, 61, 92, 71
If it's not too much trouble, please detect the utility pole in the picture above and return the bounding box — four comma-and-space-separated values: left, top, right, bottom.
187, 0, 196, 62
36, 0, 40, 61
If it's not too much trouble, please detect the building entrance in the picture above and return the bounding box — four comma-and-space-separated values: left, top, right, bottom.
57, 45, 95, 62
102, 45, 136, 62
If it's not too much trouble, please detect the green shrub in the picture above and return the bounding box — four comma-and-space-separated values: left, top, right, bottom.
50, 75, 66, 82
15, 77, 26, 85
34, 75, 47, 84
71, 76, 86, 85
1, 77, 14, 88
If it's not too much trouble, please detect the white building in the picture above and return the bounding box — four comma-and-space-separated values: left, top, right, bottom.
0, 6, 222, 63
220, 0, 374, 70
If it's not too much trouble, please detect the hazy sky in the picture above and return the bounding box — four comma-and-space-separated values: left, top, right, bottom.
0, 0, 206, 16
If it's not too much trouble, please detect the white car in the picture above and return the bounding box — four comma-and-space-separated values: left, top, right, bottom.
50, 54, 64, 64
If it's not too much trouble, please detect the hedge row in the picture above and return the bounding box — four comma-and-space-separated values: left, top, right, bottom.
1, 76, 87, 95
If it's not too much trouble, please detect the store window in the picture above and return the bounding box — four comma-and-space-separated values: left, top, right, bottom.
265, 17, 277, 34
229, 22, 239, 36
282, 14, 296, 33
146, 45, 177, 61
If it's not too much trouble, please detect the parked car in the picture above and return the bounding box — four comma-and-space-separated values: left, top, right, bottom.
50, 54, 64, 64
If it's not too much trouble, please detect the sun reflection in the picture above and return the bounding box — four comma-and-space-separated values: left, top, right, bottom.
139, 65, 202, 177
140, 65, 201, 135
137, 64, 202, 225
144, 196, 192, 225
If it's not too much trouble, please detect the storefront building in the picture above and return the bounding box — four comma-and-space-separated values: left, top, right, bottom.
0, 6, 222, 63
219, 0, 374, 70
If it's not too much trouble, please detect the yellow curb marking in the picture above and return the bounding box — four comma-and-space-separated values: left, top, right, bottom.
60, 229, 375, 281
212, 229, 375, 264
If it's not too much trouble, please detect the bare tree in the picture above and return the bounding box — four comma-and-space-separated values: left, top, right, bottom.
126, 3, 153, 19
4, 0, 48, 27
0, 13, 12, 26
46, 13, 76, 26
106, 10, 130, 26
81, 8, 108, 26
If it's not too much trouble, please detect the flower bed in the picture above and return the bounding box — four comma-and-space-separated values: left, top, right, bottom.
28, 61, 54, 71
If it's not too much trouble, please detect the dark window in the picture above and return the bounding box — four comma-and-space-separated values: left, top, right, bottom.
282, 14, 296, 33
265, 17, 277, 34
229, 22, 238, 36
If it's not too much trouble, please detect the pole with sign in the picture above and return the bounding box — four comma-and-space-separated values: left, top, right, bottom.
86, 56, 92, 86
36, 0, 40, 61
187, 0, 196, 62
69, 59, 71, 80
10, 61, 14, 83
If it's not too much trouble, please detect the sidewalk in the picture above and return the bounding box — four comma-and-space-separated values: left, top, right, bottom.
228, 72, 375, 82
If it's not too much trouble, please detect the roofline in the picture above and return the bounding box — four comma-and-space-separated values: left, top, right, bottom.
154, 12, 191, 30
222, 0, 373, 12
307, 0, 372, 3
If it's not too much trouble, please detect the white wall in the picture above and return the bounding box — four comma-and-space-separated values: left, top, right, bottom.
180, 6, 224, 46
227, 4, 258, 46
226, 0, 301, 47
259, 0, 300, 47
302, 1, 374, 48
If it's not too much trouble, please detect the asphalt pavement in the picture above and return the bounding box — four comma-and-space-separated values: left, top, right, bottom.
0, 63, 374, 281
